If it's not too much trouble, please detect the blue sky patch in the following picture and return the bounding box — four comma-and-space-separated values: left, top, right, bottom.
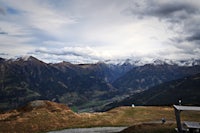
6, 7, 20, 15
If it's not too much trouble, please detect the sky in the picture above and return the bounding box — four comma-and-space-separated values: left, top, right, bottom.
0, 0, 200, 63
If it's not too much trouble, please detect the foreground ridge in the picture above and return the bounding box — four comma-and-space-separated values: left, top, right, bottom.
1, 101, 200, 133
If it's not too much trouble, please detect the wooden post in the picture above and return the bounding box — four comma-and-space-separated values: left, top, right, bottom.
174, 106, 182, 133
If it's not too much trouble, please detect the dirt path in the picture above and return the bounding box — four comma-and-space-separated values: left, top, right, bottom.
47, 127, 127, 133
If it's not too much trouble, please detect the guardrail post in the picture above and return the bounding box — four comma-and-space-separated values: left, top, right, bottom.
174, 106, 182, 133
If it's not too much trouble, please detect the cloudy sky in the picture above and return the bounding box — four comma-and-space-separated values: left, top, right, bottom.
0, 0, 200, 63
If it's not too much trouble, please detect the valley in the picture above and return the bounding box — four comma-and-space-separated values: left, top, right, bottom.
0, 56, 200, 112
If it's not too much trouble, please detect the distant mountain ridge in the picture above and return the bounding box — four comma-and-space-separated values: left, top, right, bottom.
0, 56, 200, 112
113, 64, 200, 94
104, 58, 200, 66
5, 56, 200, 66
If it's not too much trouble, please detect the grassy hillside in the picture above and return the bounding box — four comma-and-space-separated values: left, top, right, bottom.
0, 100, 200, 133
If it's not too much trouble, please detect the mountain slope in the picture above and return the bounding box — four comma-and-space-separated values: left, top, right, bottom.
113, 64, 200, 94
0, 100, 79, 133
103, 73, 200, 110
0, 56, 117, 111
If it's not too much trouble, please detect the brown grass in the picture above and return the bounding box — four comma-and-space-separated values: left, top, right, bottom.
0, 102, 200, 133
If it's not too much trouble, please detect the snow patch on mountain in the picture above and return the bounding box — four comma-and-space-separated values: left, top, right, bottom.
104, 58, 200, 67
1, 55, 200, 67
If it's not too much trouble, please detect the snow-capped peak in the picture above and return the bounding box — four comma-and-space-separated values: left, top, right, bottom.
7, 55, 38, 62
21, 55, 31, 61
104, 58, 200, 66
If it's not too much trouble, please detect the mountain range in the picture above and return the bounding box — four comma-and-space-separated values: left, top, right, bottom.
0, 56, 200, 112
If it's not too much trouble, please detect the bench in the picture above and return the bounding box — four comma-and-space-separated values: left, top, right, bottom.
173, 105, 200, 133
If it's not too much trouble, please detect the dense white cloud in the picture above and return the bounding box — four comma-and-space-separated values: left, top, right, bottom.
0, 0, 200, 63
